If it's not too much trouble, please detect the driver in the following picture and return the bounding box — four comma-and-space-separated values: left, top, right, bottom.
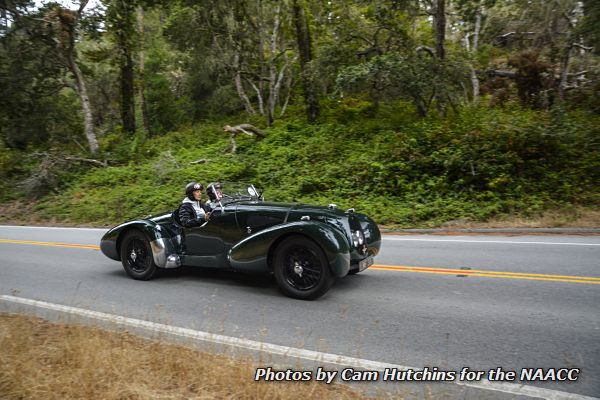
206, 182, 224, 211
179, 182, 212, 227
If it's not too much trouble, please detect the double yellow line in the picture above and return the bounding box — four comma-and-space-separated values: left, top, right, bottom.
1, 238, 599, 285
372, 264, 600, 285
0, 238, 100, 250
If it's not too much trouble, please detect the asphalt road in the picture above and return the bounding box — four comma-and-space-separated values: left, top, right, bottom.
0, 225, 599, 399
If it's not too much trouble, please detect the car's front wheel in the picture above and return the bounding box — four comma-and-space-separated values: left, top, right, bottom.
273, 236, 334, 300
120, 230, 158, 280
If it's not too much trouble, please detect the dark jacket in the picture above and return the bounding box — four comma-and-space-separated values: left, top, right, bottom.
179, 198, 210, 228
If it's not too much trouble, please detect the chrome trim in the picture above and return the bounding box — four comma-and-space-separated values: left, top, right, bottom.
149, 238, 181, 268
351, 230, 367, 255
165, 254, 181, 269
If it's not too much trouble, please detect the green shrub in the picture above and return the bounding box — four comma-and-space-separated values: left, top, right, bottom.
24, 105, 600, 226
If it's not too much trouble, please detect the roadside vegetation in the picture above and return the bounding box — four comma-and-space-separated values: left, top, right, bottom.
1, 1, 599, 228
0, 313, 374, 400
1, 104, 599, 228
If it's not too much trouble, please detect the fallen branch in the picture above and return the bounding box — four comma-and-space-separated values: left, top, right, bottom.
497, 31, 536, 39
224, 124, 265, 138
189, 159, 210, 164
223, 124, 266, 154
416, 46, 435, 57
568, 70, 588, 77
572, 43, 593, 51
64, 157, 108, 167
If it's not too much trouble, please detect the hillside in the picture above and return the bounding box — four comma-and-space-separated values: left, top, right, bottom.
2, 104, 598, 228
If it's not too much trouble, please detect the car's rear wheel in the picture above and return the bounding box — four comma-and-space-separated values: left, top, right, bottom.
120, 230, 158, 280
273, 236, 334, 300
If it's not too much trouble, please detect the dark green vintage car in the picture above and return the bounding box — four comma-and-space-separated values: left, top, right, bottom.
100, 182, 381, 299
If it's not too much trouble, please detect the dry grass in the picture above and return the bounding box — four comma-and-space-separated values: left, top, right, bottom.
438, 207, 600, 229
0, 313, 376, 400
380, 206, 600, 231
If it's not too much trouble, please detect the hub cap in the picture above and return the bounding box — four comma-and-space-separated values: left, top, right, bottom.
283, 247, 322, 291
126, 239, 148, 273
293, 262, 304, 277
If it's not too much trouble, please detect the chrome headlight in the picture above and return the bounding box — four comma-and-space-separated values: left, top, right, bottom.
351, 229, 365, 248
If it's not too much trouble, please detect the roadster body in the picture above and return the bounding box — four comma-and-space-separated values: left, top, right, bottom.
100, 183, 381, 299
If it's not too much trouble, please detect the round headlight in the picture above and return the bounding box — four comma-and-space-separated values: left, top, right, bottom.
352, 230, 365, 248
351, 231, 359, 247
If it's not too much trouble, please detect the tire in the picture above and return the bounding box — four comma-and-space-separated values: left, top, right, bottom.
273, 236, 334, 300
120, 230, 158, 280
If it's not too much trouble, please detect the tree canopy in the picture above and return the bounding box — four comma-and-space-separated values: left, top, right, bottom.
0, 0, 599, 225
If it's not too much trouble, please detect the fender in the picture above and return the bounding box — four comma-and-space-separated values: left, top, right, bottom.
353, 213, 382, 257
100, 220, 181, 268
228, 221, 351, 277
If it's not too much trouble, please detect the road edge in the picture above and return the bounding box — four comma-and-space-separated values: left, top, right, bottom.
1, 294, 597, 400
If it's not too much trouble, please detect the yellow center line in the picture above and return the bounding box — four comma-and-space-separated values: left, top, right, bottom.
371, 264, 600, 285
373, 264, 600, 280
0, 239, 100, 250
1, 239, 597, 285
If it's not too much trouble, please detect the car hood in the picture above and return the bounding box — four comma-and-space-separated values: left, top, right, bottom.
233, 201, 349, 217
286, 203, 381, 256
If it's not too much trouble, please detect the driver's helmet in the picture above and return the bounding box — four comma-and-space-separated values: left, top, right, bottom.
207, 182, 223, 202
185, 181, 203, 201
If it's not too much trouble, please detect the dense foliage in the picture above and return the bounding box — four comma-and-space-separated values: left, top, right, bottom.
0, 0, 599, 227
5, 104, 595, 227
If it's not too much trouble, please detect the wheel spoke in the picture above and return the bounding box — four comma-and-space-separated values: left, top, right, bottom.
127, 239, 149, 273
282, 246, 323, 291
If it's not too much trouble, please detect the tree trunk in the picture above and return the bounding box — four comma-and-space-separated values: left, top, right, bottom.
257, 0, 266, 113
137, 8, 152, 135
233, 53, 256, 115
228, 133, 237, 154
558, 43, 572, 101
267, 2, 282, 127
470, 7, 482, 102
120, 45, 136, 134
273, 56, 286, 107
1, 8, 8, 35
434, 0, 446, 61
47, 1, 98, 153
113, 0, 137, 135
280, 69, 294, 117
292, 0, 319, 123
557, 5, 579, 102
434, 0, 447, 114
68, 54, 99, 154
469, 67, 479, 101
247, 79, 264, 115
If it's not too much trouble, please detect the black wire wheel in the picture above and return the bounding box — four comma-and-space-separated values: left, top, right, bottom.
120, 230, 158, 280
273, 236, 334, 300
